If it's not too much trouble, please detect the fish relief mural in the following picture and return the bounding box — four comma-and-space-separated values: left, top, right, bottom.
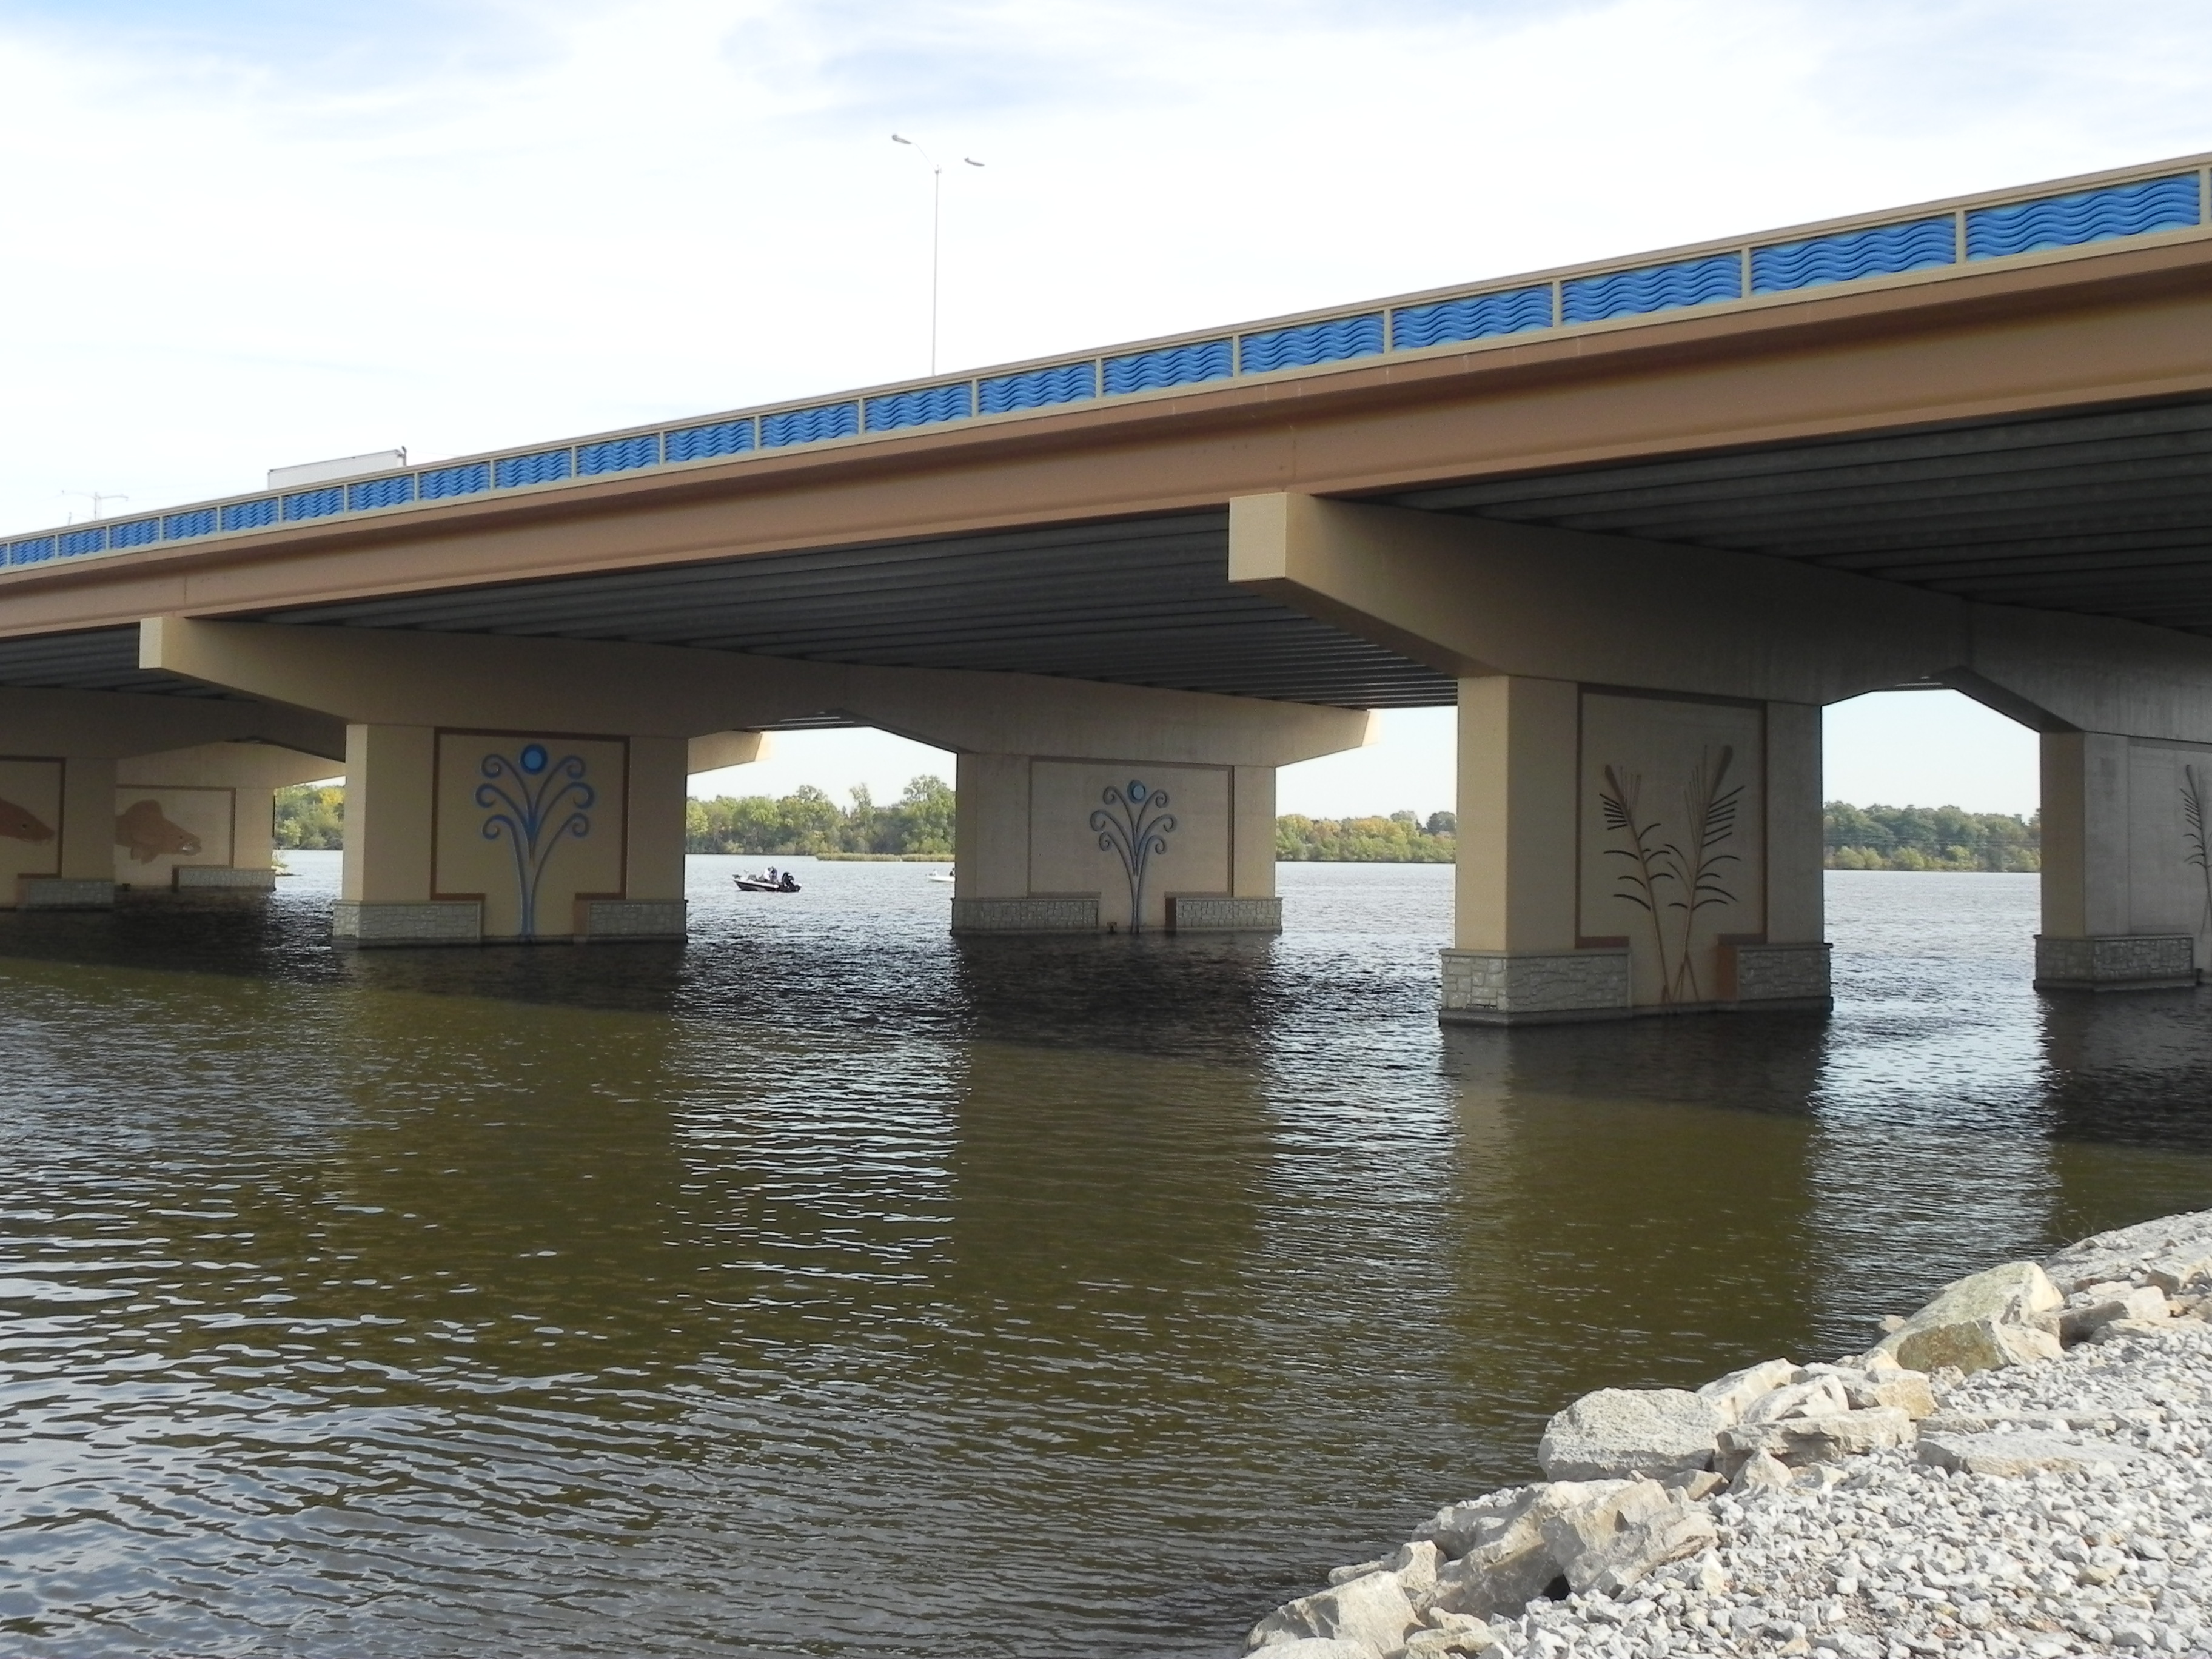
0, 794, 55, 846
0, 759, 64, 896
432, 732, 626, 939
1580, 692, 1766, 1007
112, 789, 232, 883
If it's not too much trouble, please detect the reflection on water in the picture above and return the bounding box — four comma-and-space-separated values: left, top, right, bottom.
1, 860, 2208, 1656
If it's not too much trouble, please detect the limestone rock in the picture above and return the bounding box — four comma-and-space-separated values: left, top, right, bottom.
1662, 1468, 1726, 1500
1569, 1497, 1719, 1596
1249, 1641, 1377, 1659
1406, 1621, 1503, 1658
1875, 1261, 2063, 1375
1384, 1539, 1440, 1603
1536, 1478, 1718, 1595
1426, 1483, 1623, 1620
2062, 1285, 2171, 1344
1891, 1314, 2062, 1375
1914, 1430, 2149, 1477
2042, 1208, 2212, 1294
1729, 1449, 1791, 1493
1247, 1571, 1417, 1654
1539, 1477, 1674, 1570
1842, 1368, 1936, 1419
1537, 1388, 1721, 1481
1740, 1375, 1851, 1424
1419, 1482, 1620, 1561
1694, 1358, 1798, 1424
1718, 1405, 1915, 1469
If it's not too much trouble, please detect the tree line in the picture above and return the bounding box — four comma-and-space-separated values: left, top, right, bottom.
685, 777, 955, 855
1276, 811, 1456, 863
1823, 801, 2039, 871
273, 784, 2039, 870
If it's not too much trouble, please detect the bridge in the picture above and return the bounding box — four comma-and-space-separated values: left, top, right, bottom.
6, 151, 2212, 1020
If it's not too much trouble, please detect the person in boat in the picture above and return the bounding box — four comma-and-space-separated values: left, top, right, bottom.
765, 866, 777, 885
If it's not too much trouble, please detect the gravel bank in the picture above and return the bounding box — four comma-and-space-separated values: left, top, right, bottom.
1246, 1211, 2212, 1659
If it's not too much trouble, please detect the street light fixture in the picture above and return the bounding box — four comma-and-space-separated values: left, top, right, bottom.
62, 489, 127, 523
891, 134, 985, 376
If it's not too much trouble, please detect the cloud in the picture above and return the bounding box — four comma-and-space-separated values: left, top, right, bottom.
1, 0, 2209, 531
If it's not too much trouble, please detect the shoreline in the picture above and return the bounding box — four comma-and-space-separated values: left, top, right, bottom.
1247, 1210, 2212, 1658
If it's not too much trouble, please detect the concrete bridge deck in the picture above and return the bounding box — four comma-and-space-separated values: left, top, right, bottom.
4, 152, 2212, 1011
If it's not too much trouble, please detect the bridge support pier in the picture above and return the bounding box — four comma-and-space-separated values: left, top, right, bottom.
2033, 731, 2209, 990
0, 756, 118, 910
138, 616, 1370, 945
113, 742, 337, 891
951, 753, 1281, 933
2, 688, 344, 911
1436, 675, 1830, 1024
335, 723, 690, 947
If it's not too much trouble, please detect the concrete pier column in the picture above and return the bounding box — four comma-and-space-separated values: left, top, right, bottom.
0, 755, 118, 909
335, 723, 688, 947
1440, 677, 1831, 1024
951, 752, 1283, 934
2034, 732, 2205, 990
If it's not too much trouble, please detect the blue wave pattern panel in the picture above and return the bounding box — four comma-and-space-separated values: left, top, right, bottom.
1103, 339, 1233, 396
496, 449, 573, 489
283, 488, 345, 522
221, 499, 278, 532
1563, 253, 1743, 324
979, 362, 1096, 414
1752, 217, 1956, 293
349, 475, 414, 511
420, 463, 491, 500
60, 529, 106, 557
10, 537, 55, 565
666, 420, 754, 463
109, 518, 160, 549
1393, 286, 1553, 349
865, 383, 974, 432
1966, 174, 2201, 260
1240, 313, 1386, 375
164, 509, 217, 540
762, 401, 860, 448
578, 435, 661, 476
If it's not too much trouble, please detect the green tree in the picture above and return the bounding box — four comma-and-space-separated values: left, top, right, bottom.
273, 784, 344, 849
1275, 811, 1455, 863
1822, 800, 2039, 871
683, 776, 957, 855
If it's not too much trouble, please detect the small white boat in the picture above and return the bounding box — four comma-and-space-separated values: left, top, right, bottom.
926, 867, 954, 884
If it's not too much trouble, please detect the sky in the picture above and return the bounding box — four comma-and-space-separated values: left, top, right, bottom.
5, 0, 2204, 819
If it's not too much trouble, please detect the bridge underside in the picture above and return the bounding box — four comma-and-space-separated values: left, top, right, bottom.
7, 392, 2212, 723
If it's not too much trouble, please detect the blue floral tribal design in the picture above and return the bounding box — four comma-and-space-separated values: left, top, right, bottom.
1091, 780, 1174, 934
477, 743, 592, 939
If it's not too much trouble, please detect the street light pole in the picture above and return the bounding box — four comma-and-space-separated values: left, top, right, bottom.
891, 135, 984, 376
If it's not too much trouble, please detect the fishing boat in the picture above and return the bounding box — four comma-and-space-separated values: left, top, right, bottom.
732, 870, 801, 893
926, 866, 954, 884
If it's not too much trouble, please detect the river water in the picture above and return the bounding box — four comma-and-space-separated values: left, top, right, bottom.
1, 860, 2208, 1656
